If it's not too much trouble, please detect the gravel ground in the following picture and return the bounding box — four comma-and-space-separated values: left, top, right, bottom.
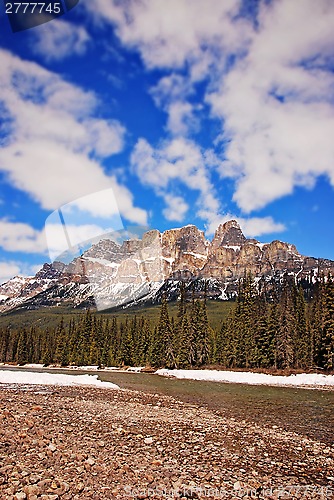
0, 385, 333, 499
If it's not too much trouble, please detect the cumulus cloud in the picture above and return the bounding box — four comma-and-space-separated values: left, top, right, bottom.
30, 19, 90, 61
0, 262, 22, 284
86, 0, 334, 233
130, 135, 285, 233
150, 74, 198, 136
207, 0, 334, 212
85, 0, 249, 70
0, 216, 124, 265
0, 261, 45, 285
0, 49, 147, 225
162, 194, 189, 222
45, 223, 114, 261
0, 220, 47, 254
205, 215, 286, 238
131, 137, 219, 221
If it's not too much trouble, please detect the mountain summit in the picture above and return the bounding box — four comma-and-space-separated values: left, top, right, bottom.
1, 221, 334, 312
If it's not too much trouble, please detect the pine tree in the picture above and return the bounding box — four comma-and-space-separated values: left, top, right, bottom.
16, 328, 28, 365
176, 314, 191, 368
294, 285, 310, 368
89, 318, 100, 366
253, 292, 273, 368
308, 276, 326, 368
277, 275, 295, 369
0, 326, 10, 363
323, 274, 334, 369
267, 297, 280, 369
151, 295, 174, 367
118, 319, 133, 366
54, 318, 69, 366
41, 327, 53, 366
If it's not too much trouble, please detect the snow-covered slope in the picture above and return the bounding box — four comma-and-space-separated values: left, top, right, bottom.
1, 220, 333, 313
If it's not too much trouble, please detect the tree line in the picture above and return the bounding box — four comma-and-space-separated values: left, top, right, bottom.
0, 274, 333, 371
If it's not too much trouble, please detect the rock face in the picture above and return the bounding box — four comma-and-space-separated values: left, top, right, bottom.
0, 220, 333, 312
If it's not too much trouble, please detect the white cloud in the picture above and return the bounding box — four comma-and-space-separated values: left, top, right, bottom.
30, 19, 90, 61
85, 0, 251, 138
150, 74, 198, 136
45, 223, 112, 261
205, 215, 286, 239
0, 49, 147, 225
166, 101, 199, 136
163, 194, 188, 222
0, 219, 47, 254
86, 0, 334, 221
207, 0, 334, 212
86, 0, 249, 70
0, 262, 21, 284
0, 261, 45, 284
131, 137, 219, 221
131, 136, 285, 234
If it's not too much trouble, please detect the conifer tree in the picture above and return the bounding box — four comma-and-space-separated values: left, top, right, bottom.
277, 275, 295, 368
89, 316, 100, 366
253, 292, 273, 368
151, 295, 174, 367
308, 276, 326, 368
41, 327, 53, 366
176, 314, 191, 368
323, 274, 334, 369
54, 318, 69, 366
294, 285, 310, 368
16, 328, 28, 365
0, 326, 10, 362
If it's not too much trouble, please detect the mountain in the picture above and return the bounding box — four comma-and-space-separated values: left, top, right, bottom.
1, 220, 334, 313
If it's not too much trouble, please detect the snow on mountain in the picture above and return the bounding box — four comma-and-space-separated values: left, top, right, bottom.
1, 220, 334, 313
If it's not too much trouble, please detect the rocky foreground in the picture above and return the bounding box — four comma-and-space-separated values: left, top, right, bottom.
0, 386, 333, 499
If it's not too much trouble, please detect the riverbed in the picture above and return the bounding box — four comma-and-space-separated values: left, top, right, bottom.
1, 366, 333, 446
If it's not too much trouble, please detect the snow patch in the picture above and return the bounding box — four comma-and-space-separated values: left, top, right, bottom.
183, 252, 207, 259
223, 245, 241, 251
84, 257, 119, 268
161, 257, 175, 264
0, 370, 120, 389
156, 369, 334, 388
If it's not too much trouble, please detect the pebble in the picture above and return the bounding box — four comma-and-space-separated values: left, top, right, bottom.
0, 385, 332, 500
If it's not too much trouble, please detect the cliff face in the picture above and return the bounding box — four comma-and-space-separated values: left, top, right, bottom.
0, 220, 333, 312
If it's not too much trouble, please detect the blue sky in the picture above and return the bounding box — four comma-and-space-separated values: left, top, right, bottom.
0, 0, 334, 283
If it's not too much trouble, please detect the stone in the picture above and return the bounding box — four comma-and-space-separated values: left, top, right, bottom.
14, 492, 27, 500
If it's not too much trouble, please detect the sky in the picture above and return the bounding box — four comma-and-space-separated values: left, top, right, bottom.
0, 0, 334, 284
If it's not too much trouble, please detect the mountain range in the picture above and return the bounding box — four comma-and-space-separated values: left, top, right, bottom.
1, 220, 333, 313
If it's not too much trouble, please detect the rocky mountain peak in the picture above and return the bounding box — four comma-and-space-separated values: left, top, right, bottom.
1, 220, 334, 313
211, 220, 246, 249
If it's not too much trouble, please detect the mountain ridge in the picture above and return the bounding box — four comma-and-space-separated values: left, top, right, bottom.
1, 220, 334, 313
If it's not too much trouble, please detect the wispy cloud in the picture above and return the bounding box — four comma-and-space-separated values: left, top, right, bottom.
30, 19, 90, 61
0, 260, 45, 285
208, 0, 334, 213
0, 261, 22, 284
86, 0, 249, 70
162, 194, 189, 222
87, 0, 334, 235
0, 219, 47, 254
131, 137, 218, 222
0, 49, 147, 226
205, 215, 286, 238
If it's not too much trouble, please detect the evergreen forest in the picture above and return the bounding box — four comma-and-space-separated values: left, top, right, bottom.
0, 273, 333, 371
